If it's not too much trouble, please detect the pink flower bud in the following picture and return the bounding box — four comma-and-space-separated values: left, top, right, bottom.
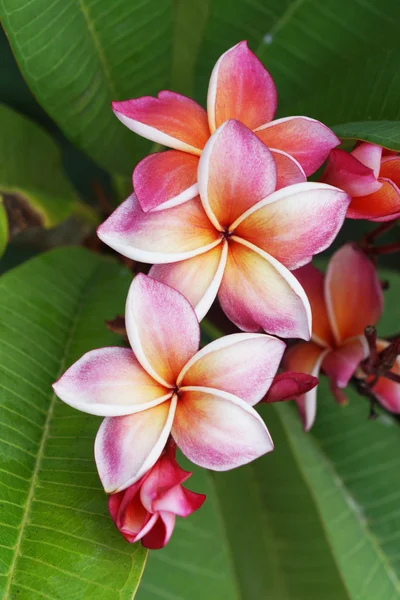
108, 444, 205, 549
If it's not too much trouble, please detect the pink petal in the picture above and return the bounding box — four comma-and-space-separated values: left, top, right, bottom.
379, 156, 400, 187
218, 238, 311, 340
112, 91, 209, 154
198, 120, 276, 230
95, 397, 177, 493
232, 182, 350, 270
139, 443, 191, 513
153, 486, 206, 518
149, 242, 228, 321
351, 142, 382, 177
265, 372, 319, 403
141, 512, 176, 549
294, 264, 335, 348
207, 41, 277, 133
255, 116, 339, 175
172, 387, 274, 470
178, 332, 285, 405
109, 482, 150, 543
347, 178, 400, 222
271, 149, 306, 190
283, 342, 328, 431
325, 244, 383, 344
370, 339, 400, 413
322, 336, 368, 388
321, 148, 382, 196
53, 347, 170, 416
125, 274, 200, 387
97, 193, 220, 263
133, 150, 199, 212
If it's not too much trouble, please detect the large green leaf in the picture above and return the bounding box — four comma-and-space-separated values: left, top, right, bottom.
190, 0, 400, 124
0, 103, 96, 246
139, 267, 400, 599
0, 197, 8, 258
333, 121, 400, 152
0, 0, 175, 176
0, 247, 147, 599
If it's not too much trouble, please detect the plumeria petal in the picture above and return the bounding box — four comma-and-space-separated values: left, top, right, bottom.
351, 142, 382, 177
142, 512, 176, 549
321, 148, 382, 196
112, 92, 209, 154
133, 150, 199, 212
172, 386, 274, 470
198, 120, 276, 230
372, 342, 400, 413
265, 371, 319, 403
97, 194, 220, 263
347, 178, 400, 222
52, 347, 170, 416
379, 156, 400, 187
325, 244, 383, 344
322, 336, 368, 388
207, 41, 277, 132
149, 242, 228, 322
153, 486, 206, 518
218, 238, 311, 340
125, 274, 200, 386
284, 342, 328, 431
95, 397, 177, 493
232, 182, 350, 270
294, 264, 335, 348
271, 149, 306, 189
254, 116, 339, 175
178, 332, 285, 405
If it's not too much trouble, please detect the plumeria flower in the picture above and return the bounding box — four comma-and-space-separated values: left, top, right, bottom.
109, 442, 205, 549
98, 120, 350, 339
112, 41, 339, 212
322, 143, 400, 221
53, 274, 285, 493
284, 244, 384, 430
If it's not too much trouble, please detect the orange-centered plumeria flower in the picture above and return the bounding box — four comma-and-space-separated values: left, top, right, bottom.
53, 274, 286, 493
112, 41, 340, 212
322, 143, 400, 221
98, 121, 350, 340
284, 244, 386, 431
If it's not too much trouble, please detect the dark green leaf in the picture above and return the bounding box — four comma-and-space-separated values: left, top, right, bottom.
333, 121, 400, 152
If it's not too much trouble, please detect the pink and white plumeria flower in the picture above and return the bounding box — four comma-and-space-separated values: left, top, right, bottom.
53, 274, 285, 493
322, 143, 400, 221
109, 442, 205, 549
98, 120, 350, 339
284, 244, 384, 430
112, 41, 340, 212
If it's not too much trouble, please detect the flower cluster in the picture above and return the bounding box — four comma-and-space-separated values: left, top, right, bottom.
53, 41, 400, 549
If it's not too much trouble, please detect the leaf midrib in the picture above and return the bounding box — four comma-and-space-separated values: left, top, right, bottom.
2, 264, 102, 599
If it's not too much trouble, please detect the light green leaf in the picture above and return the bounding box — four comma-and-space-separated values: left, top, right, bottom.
140, 268, 400, 599
333, 121, 400, 152
0, 0, 174, 175
0, 104, 96, 241
0, 247, 147, 599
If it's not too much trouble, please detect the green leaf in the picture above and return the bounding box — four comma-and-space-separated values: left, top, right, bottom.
0, 0, 175, 176
140, 268, 400, 599
0, 197, 8, 258
0, 104, 97, 241
189, 0, 400, 124
0, 247, 147, 599
333, 121, 400, 152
